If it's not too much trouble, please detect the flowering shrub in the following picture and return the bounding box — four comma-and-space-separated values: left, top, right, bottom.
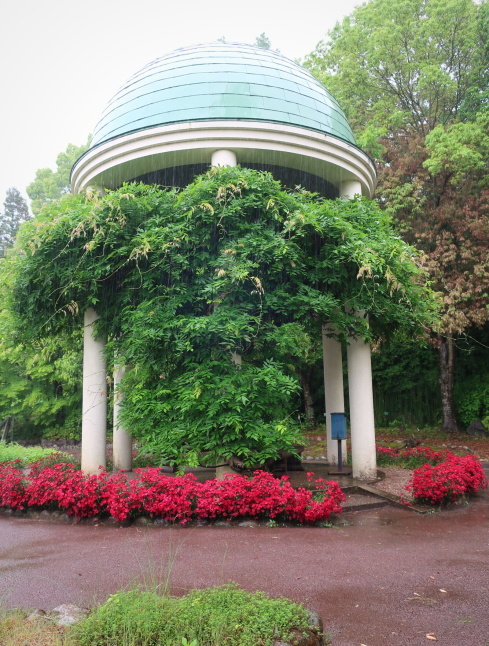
25, 463, 106, 517
28, 452, 80, 475
194, 471, 344, 525
128, 469, 200, 523
0, 461, 26, 509
101, 471, 144, 522
406, 454, 488, 505
376, 444, 446, 468
0, 463, 345, 525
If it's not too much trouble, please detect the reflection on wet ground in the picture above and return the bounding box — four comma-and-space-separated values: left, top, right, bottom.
1, 473, 488, 646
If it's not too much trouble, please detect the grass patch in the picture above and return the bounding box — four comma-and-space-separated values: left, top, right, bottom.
0, 609, 72, 645
71, 584, 313, 646
1, 584, 319, 646
376, 425, 488, 445
0, 442, 72, 467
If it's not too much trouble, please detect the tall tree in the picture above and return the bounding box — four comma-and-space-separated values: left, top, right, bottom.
253, 33, 272, 49
304, 0, 485, 139
0, 259, 82, 441
0, 187, 30, 254
304, 0, 489, 432
26, 138, 91, 215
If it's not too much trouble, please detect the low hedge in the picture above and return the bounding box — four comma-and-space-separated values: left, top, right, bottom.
0, 464, 345, 525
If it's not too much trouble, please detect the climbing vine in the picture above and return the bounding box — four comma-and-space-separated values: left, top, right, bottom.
9, 167, 437, 466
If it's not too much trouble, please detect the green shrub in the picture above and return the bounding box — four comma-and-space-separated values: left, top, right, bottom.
72, 584, 312, 646
72, 589, 173, 646
455, 378, 489, 426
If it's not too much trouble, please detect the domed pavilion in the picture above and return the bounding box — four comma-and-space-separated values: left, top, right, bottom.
71, 43, 378, 479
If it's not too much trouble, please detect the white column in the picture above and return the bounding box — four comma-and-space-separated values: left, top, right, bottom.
82, 308, 107, 473
346, 333, 377, 480
230, 352, 242, 367
113, 363, 132, 471
339, 179, 362, 199
322, 329, 347, 464
211, 149, 237, 167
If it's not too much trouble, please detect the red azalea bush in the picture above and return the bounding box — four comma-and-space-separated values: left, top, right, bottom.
25, 463, 106, 517
101, 470, 144, 522
0, 461, 26, 509
126, 469, 200, 523
194, 471, 344, 524
406, 454, 488, 505
0, 463, 345, 525
376, 445, 446, 468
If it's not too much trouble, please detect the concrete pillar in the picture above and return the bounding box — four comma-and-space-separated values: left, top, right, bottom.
346, 332, 377, 480
211, 149, 237, 167
113, 363, 132, 471
322, 329, 347, 464
82, 308, 107, 473
339, 179, 362, 199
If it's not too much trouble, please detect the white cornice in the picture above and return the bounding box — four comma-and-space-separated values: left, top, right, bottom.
72, 121, 377, 197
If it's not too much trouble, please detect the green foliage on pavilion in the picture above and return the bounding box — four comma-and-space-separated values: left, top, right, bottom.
7, 167, 436, 466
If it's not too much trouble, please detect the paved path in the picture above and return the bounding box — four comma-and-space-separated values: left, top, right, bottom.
1, 487, 488, 646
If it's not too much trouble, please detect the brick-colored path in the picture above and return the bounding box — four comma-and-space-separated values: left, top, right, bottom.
1, 481, 488, 646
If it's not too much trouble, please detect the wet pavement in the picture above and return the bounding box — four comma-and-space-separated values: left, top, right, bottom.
1, 481, 488, 646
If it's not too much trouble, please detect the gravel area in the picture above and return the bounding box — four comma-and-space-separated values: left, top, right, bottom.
374, 467, 414, 498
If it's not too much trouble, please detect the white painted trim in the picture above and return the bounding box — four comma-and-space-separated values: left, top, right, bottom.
72, 121, 376, 197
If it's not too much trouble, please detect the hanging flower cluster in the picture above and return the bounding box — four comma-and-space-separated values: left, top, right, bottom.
0, 463, 345, 525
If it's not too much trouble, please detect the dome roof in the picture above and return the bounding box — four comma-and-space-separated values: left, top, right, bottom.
73, 43, 376, 198
91, 42, 356, 148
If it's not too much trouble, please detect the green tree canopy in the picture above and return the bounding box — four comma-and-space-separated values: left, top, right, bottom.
253, 33, 272, 49
9, 167, 436, 465
0, 258, 81, 441
303, 0, 489, 432
304, 0, 486, 140
0, 187, 30, 255
26, 138, 91, 215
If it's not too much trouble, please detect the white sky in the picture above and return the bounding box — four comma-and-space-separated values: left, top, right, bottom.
0, 0, 360, 210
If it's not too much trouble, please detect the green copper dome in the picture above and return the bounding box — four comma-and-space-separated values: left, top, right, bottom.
91, 43, 356, 147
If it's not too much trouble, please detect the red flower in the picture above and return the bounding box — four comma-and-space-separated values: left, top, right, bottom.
406, 454, 488, 505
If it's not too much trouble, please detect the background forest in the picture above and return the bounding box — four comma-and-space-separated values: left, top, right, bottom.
0, 0, 487, 444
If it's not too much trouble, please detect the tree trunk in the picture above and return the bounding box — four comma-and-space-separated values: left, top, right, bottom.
298, 366, 315, 424
438, 335, 460, 433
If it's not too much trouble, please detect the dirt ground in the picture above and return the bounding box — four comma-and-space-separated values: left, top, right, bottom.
303, 429, 489, 461
2, 486, 489, 646
46, 428, 489, 464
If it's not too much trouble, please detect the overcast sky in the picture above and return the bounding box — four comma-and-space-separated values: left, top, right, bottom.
0, 0, 360, 209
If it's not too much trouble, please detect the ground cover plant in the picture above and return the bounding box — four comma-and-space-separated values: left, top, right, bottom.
0, 464, 345, 525
375, 444, 448, 469
0, 584, 324, 646
71, 583, 316, 646
0, 441, 71, 467
0, 608, 69, 646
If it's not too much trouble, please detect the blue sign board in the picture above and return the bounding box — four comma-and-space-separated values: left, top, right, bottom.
331, 412, 347, 440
